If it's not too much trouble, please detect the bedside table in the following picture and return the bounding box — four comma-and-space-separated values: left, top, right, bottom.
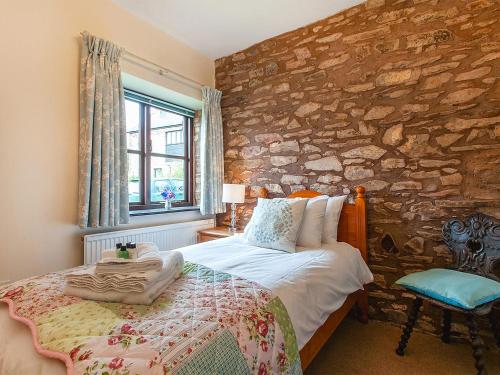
197, 226, 244, 243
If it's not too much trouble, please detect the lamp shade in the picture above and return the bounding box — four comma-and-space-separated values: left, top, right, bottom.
222, 184, 245, 204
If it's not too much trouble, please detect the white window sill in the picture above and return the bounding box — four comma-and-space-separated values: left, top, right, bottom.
130, 206, 200, 217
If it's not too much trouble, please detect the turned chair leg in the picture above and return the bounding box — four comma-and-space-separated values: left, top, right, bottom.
489, 311, 500, 347
467, 314, 488, 375
355, 290, 369, 324
441, 309, 452, 343
396, 297, 422, 356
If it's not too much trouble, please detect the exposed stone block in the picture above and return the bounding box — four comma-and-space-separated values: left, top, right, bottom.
280, 175, 307, 185
240, 146, 267, 158
406, 29, 453, 48
440, 88, 486, 105
422, 62, 460, 76
344, 166, 375, 181
381, 158, 406, 169
376, 8, 415, 24
419, 159, 460, 167
343, 26, 390, 44
364, 106, 395, 120
390, 181, 423, 191
401, 104, 429, 114
376, 69, 420, 86
228, 135, 250, 147
294, 102, 321, 117
344, 82, 375, 93
384, 202, 403, 211
254, 133, 283, 144
404, 237, 425, 254
440, 173, 463, 186
265, 183, 284, 194
366, 0, 385, 9
444, 116, 500, 132
435, 133, 463, 147
382, 124, 404, 146
274, 82, 290, 93
410, 170, 441, 179
318, 53, 350, 69
304, 156, 343, 171
270, 156, 297, 166
317, 174, 342, 184
398, 134, 441, 157
470, 51, 500, 68
455, 66, 491, 81
316, 33, 343, 43
341, 145, 387, 159
269, 140, 299, 153
410, 7, 459, 24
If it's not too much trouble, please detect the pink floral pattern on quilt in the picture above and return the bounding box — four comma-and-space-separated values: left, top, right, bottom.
0, 262, 302, 375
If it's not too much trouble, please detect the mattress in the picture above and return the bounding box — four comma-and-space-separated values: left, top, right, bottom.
0, 237, 373, 374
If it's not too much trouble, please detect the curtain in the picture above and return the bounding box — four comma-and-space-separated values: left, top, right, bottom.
200, 87, 225, 215
78, 32, 129, 228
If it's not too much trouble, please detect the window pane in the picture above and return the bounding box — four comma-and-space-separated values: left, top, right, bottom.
150, 156, 185, 202
150, 107, 185, 156
125, 100, 140, 151
128, 153, 141, 203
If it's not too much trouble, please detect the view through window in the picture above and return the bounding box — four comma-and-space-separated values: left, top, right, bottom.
125, 90, 194, 210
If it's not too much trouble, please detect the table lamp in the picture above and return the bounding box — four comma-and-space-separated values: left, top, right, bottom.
222, 184, 245, 232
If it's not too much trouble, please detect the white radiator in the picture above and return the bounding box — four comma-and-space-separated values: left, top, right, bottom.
83, 219, 215, 265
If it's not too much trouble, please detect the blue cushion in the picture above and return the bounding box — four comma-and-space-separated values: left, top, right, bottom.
396, 268, 500, 310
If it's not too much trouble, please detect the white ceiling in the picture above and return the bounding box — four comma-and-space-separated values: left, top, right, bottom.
113, 0, 365, 59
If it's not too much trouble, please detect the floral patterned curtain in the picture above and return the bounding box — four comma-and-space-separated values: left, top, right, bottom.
200, 87, 225, 215
78, 32, 129, 228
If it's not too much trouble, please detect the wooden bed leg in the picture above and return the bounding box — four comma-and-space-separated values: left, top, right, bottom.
356, 289, 369, 324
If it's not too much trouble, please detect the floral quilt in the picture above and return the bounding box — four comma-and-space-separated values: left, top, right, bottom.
0, 262, 302, 375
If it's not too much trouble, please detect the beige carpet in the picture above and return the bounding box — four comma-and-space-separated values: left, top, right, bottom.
305, 318, 500, 375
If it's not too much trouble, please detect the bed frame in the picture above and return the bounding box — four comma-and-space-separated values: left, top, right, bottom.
257, 186, 369, 370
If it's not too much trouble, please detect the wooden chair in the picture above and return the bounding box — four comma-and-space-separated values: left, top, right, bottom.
395, 213, 500, 375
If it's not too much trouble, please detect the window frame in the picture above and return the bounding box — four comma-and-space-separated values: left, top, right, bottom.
125, 90, 194, 211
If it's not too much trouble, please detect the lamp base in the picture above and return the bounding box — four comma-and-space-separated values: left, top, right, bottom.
229, 202, 238, 232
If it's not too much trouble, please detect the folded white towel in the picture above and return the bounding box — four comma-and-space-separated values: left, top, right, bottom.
96, 242, 163, 275
65, 251, 184, 294
63, 267, 182, 305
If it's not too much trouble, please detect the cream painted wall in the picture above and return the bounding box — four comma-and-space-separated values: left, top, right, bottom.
0, 0, 214, 282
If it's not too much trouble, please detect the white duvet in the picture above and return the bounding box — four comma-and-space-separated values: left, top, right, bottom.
180, 236, 373, 349
0, 237, 373, 374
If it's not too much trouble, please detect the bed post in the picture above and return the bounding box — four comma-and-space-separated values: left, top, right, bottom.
355, 186, 369, 323
355, 186, 367, 261
257, 187, 269, 198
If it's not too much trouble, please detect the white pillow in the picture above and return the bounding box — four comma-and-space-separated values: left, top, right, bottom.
245, 198, 308, 252
322, 195, 347, 244
296, 195, 329, 248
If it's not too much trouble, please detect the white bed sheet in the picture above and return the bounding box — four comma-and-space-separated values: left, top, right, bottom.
0, 237, 373, 374
179, 236, 373, 349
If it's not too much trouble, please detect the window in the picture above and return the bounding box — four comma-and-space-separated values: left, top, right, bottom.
125, 89, 194, 210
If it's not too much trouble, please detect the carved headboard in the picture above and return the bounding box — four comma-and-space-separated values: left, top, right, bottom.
257, 186, 367, 261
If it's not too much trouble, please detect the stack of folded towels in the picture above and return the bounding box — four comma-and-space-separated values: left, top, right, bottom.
64, 243, 184, 305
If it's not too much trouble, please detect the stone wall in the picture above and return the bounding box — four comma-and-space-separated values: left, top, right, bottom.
215, 0, 500, 333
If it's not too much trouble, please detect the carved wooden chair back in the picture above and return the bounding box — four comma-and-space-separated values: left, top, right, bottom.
442, 213, 500, 282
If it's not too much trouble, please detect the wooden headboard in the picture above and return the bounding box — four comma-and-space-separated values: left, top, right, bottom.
257, 186, 367, 261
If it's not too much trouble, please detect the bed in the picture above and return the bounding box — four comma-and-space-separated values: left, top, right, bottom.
265, 186, 371, 369
0, 187, 372, 374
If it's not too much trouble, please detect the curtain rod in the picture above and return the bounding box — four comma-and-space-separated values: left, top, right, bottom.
80, 31, 204, 90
